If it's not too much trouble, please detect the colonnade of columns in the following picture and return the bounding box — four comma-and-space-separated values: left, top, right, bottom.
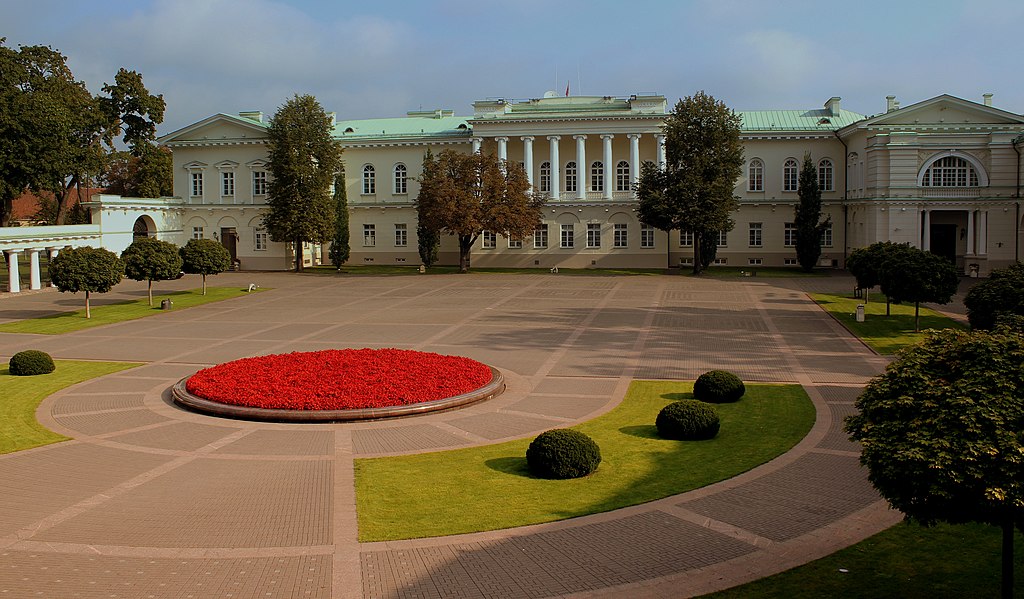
471, 133, 666, 200
920, 208, 988, 255
5, 247, 60, 293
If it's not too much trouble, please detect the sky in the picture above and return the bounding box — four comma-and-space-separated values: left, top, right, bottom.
4, 0, 1024, 135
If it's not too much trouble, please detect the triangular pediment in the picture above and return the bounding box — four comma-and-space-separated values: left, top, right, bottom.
159, 113, 268, 145
845, 95, 1024, 130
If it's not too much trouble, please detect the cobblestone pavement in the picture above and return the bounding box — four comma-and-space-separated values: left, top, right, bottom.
0, 271, 902, 598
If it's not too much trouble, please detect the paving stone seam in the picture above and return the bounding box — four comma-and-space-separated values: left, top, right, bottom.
333, 428, 362, 599
658, 504, 776, 549
808, 448, 861, 458
3, 539, 336, 559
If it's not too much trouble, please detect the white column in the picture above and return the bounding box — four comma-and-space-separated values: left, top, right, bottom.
979, 210, 988, 255
28, 249, 41, 290
601, 134, 614, 199
655, 134, 666, 168
966, 210, 975, 255
471, 137, 482, 154
574, 135, 588, 195
521, 136, 534, 188
495, 137, 508, 162
47, 247, 59, 287
627, 133, 641, 192
922, 209, 931, 251
6, 249, 21, 293
547, 136, 561, 201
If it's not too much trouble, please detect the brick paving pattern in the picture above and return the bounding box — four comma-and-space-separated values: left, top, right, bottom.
0, 272, 908, 597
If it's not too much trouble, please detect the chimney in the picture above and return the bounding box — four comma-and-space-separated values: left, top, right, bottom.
327, 112, 337, 127
886, 95, 898, 113
983, 93, 993, 107
824, 97, 841, 116
239, 110, 263, 123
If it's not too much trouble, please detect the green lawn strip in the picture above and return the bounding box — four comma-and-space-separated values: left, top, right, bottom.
0, 287, 263, 335
355, 381, 814, 541
699, 266, 825, 278
703, 521, 1024, 598
0, 360, 142, 454
811, 292, 965, 354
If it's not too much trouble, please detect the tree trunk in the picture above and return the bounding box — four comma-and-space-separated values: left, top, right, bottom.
1002, 518, 1014, 599
294, 239, 303, 272
148, 280, 153, 307
85, 290, 91, 319
692, 232, 702, 275
202, 274, 207, 295
886, 298, 891, 317
666, 231, 672, 269
458, 236, 472, 273
914, 302, 920, 332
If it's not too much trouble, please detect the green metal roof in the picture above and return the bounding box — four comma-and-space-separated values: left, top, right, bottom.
739, 109, 865, 131
333, 113, 471, 141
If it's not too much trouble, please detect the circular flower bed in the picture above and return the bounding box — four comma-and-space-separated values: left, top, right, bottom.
176, 349, 503, 422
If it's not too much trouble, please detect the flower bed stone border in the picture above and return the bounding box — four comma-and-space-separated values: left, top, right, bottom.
171, 366, 504, 422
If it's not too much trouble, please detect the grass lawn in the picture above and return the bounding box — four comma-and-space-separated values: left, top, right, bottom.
0, 360, 141, 453
355, 381, 814, 541
699, 266, 825, 278
0, 287, 262, 335
704, 521, 1024, 598
811, 292, 965, 354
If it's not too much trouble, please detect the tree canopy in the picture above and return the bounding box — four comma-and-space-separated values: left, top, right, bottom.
101, 146, 173, 198
180, 238, 231, 295
0, 39, 165, 225
328, 171, 350, 269
415, 149, 543, 273
121, 236, 182, 306
263, 94, 342, 272
794, 153, 829, 272
878, 245, 959, 331
48, 246, 123, 318
636, 91, 744, 273
846, 327, 1024, 598
964, 263, 1024, 330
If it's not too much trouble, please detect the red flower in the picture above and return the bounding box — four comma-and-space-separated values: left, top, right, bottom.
185, 349, 493, 410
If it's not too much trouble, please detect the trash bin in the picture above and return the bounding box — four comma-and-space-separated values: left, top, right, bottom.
161, 299, 173, 310
856, 304, 865, 323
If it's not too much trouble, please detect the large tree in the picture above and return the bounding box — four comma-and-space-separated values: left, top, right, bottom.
964, 263, 1024, 330
417, 221, 440, 268
48, 246, 123, 318
846, 327, 1024, 599
101, 146, 173, 198
180, 238, 231, 295
878, 245, 959, 331
635, 91, 744, 274
121, 236, 183, 306
263, 94, 342, 272
415, 149, 543, 273
794, 153, 829, 273
0, 40, 165, 225
327, 171, 350, 269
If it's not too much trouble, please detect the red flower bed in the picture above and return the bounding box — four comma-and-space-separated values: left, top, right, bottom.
185, 349, 494, 411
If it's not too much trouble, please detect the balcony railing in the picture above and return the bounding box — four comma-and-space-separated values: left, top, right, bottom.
920, 187, 982, 198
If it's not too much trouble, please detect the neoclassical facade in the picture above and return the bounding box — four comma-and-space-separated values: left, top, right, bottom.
5, 91, 1021, 290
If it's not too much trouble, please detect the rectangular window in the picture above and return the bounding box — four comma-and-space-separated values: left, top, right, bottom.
784, 258, 798, 266
784, 222, 797, 247
363, 224, 376, 247
191, 172, 203, 197
253, 171, 267, 195
534, 225, 548, 249
713, 257, 728, 265
192, 226, 203, 240
560, 224, 574, 249
748, 258, 763, 266
613, 223, 628, 248
641, 224, 655, 249
395, 223, 407, 247
749, 223, 762, 247
508, 235, 523, 249
587, 223, 601, 248
679, 230, 693, 247
482, 230, 496, 249
718, 230, 728, 247
222, 171, 234, 196
820, 223, 833, 247
254, 229, 268, 251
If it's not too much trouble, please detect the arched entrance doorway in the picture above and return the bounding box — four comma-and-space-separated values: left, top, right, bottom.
132, 216, 155, 239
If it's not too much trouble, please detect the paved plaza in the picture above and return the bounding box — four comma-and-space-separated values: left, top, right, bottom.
0, 271, 902, 598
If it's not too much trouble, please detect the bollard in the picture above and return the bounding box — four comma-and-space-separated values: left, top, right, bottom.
856, 304, 865, 322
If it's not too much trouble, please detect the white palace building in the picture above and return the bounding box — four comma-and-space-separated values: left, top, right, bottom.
3, 91, 1023, 290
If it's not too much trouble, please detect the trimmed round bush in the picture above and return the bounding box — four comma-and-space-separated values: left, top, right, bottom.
9, 350, 56, 376
693, 370, 745, 403
656, 400, 720, 440
526, 429, 601, 479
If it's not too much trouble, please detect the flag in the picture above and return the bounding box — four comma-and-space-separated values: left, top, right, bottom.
565, 82, 570, 97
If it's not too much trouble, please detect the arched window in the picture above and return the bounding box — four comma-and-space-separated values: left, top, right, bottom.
539, 161, 551, 193
393, 164, 407, 194
616, 161, 630, 192
591, 161, 604, 192
565, 161, 577, 193
362, 165, 376, 194
818, 159, 834, 191
748, 159, 764, 192
783, 158, 799, 192
921, 156, 980, 187
132, 216, 152, 239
